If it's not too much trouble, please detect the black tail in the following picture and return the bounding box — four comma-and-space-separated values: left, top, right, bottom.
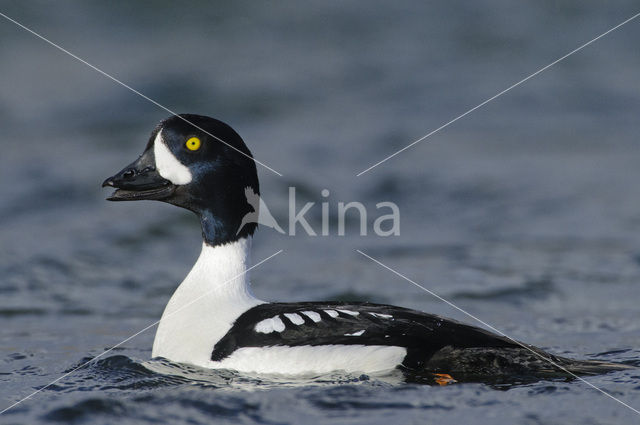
422, 345, 634, 378
560, 358, 634, 376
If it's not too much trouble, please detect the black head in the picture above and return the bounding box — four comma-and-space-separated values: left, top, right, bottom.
103, 114, 260, 246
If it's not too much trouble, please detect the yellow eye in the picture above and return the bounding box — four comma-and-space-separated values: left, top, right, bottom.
185, 137, 201, 151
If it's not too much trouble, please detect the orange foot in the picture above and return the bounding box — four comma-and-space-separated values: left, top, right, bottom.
433, 373, 457, 386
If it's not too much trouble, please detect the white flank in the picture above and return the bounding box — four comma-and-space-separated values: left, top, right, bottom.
345, 330, 365, 337
337, 309, 360, 316
153, 130, 193, 185
323, 309, 339, 318
210, 345, 406, 375
152, 238, 263, 365
301, 311, 322, 322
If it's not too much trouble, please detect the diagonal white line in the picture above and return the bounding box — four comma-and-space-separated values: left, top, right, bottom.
356, 11, 640, 176
0, 11, 283, 177
0, 249, 283, 416
356, 249, 640, 416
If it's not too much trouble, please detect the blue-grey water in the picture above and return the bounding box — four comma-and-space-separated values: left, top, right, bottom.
1, 1, 640, 424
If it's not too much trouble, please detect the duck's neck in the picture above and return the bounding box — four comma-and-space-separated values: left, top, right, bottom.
151, 237, 264, 367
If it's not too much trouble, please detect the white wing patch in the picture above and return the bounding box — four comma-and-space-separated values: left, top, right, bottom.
254, 316, 286, 334
369, 312, 393, 319
154, 131, 193, 185
301, 311, 321, 322
283, 313, 305, 325
271, 316, 286, 332
251, 309, 393, 337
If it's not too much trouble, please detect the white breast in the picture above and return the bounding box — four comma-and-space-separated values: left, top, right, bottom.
152, 238, 263, 366
152, 238, 407, 375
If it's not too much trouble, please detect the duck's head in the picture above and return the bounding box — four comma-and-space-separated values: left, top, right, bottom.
103, 114, 259, 246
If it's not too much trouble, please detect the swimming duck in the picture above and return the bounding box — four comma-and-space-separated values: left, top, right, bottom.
102, 114, 629, 381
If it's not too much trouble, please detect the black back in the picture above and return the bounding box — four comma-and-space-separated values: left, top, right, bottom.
212, 302, 519, 369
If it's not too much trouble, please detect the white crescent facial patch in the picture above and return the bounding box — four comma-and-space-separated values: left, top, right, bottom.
153, 130, 193, 185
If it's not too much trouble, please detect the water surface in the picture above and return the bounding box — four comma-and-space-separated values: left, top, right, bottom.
1, 1, 640, 424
